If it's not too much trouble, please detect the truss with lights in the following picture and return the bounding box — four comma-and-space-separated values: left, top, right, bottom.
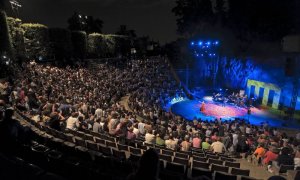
190, 40, 219, 58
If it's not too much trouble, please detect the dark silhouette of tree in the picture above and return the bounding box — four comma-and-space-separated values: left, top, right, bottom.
86, 16, 103, 33
115, 25, 136, 56
172, 0, 214, 36
172, 0, 299, 41
67, 12, 83, 31
67, 12, 103, 33
214, 0, 226, 26
116, 25, 136, 38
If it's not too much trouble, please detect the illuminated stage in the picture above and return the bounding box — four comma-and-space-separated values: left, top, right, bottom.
170, 99, 300, 129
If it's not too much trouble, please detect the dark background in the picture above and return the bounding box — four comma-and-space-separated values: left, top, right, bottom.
4, 0, 178, 44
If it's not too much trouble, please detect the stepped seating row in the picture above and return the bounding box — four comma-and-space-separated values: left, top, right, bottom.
0, 152, 65, 180
16, 111, 260, 180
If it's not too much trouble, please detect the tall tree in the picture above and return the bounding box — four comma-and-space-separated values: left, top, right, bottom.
115, 25, 136, 56
67, 12, 83, 31
173, 0, 299, 41
172, 0, 214, 36
67, 12, 103, 33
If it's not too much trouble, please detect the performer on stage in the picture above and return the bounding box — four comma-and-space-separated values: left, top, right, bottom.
200, 102, 205, 112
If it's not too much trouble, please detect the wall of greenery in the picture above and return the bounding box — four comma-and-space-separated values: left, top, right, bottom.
0, 11, 12, 57
6, 17, 133, 61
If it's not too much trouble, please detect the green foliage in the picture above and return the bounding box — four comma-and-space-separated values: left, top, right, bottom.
21, 23, 51, 59
71, 31, 87, 59
6, 17, 25, 60
87, 33, 117, 58
0, 11, 13, 57
49, 28, 73, 61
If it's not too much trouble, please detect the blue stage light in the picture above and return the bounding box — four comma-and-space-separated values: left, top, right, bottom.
196, 54, 199, 57
207, 41, 211, 45
198, 41, 203, 46
191, 42, 194, 45
215, 41, 219, 45
201, 54, 204, 56
213, 54, 216, 56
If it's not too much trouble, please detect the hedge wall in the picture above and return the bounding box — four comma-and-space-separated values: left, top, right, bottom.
0, 11, 13, 57
49, 28, 73, 61
71, 31, 87, 59
21, 23, 51, 60
6, 17, 25, 60
87, 33, 117, 58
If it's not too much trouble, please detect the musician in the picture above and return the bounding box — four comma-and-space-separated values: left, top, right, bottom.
200, 102, 205, 112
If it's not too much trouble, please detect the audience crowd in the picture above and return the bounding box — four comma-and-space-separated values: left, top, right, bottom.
0, 57, 300, 179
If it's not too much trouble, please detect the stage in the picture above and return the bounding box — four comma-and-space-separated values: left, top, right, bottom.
170, 99, 300, 129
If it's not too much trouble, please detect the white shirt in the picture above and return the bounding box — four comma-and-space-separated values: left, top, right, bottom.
246, 127, 251, 134
233, 133, 238, 146
211, 141, 226, 153
138, 122, 145, 135
66, 117, 79, 130
145, 133, 155, 144
206, 129, 212, 137
133, 127, 139, 138
294, 158, 300, 168
165, 139, 178, 150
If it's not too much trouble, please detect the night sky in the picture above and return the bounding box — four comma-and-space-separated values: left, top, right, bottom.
6, 0, 178, 44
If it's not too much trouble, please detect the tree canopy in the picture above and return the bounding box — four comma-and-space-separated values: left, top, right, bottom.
67, 11, 103, 34
172, 0, 299, 41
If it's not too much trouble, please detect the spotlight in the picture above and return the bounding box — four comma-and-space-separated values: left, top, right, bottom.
196, 54, 199, 57
201, 54, 204, 57
191, 42, 195, 46
207, 41, 211, 45
198, 41, 203, 46
215, 41, 219, 45
5, 61, 9, 65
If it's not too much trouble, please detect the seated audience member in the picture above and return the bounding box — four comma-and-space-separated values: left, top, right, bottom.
145, 130, 155, 144
165, 135, 178, 150
156, 134, 165, 146
127, 148, 159, 180
274, 146, 294, 168
210, 137, 226, 153
253, 143, 266, 165
192, 133, 201, 148
294, 145, 300, 169
0, 108, 21, 154
181, 135, 191, 152
202, 138, 211, 150
127, 126, 136, 141
92, 118, 101, 133
66, 112, 80, 130
264, 146, 279, 173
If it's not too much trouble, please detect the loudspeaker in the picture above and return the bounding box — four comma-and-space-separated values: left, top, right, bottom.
285, 58, 295, 77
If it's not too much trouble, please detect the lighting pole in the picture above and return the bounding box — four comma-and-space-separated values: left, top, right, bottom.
9, 0, 22, 18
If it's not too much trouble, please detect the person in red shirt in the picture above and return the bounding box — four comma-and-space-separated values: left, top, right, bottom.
263, 146, 279, 173
263, 147, 279, 165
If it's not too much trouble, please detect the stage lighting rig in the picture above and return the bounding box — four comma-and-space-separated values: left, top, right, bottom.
190, 40, 220, 58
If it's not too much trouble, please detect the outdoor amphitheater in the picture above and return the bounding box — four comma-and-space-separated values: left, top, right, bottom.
1, 1, 300, 180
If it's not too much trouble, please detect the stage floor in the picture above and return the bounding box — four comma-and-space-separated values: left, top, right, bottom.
170, 99, 300, 129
